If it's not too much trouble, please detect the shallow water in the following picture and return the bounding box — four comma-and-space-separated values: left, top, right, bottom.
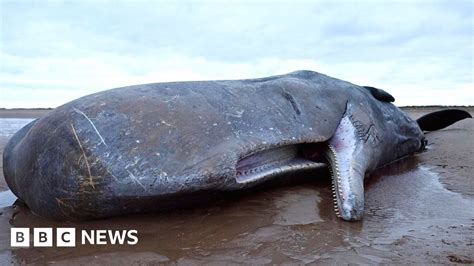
1, 156, 472, 264
0, 118, 34, 137
0, 190, 16, 209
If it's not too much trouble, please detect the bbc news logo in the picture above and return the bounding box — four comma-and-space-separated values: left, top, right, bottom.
11, 228, 138, 247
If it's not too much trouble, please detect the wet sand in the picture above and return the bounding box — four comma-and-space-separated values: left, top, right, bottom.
0, 107, 472, 264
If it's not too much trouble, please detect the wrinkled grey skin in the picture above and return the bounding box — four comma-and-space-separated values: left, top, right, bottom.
3, 70, 424, 220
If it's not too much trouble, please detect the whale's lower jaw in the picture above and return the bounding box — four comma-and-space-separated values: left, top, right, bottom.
326, 115, 366, 221
233, 115, 367, 221
236, 158, 326, 184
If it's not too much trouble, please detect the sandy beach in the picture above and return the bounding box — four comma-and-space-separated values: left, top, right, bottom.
0, 107, 472, 264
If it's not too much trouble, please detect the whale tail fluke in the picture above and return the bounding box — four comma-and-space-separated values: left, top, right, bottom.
417, 109, 472, 132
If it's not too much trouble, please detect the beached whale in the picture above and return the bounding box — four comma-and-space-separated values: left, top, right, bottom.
3, 70, 471, 220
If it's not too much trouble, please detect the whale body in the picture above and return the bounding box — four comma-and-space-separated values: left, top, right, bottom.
3, 70, 470, 220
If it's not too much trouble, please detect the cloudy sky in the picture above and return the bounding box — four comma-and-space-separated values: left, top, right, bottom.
1, 0, 472, 108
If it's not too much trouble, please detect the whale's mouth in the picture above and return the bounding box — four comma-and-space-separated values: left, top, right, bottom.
234, 114, 365, 222
235, 143, 327, 184
234, 142, 348, 219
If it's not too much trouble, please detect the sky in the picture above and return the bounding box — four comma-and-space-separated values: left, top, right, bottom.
0, 0, 473, 108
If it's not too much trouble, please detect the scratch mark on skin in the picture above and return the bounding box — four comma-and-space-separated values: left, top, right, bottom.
55, 198, 75, 218
73, 108, 108, 146
226, 110, 244, 119
161, 120, 173, 127
163, 95, 179, 103
71, 123, 95, 188
77, 154, 84, 165
106, 169, 119, 182
127, 170, 147, 191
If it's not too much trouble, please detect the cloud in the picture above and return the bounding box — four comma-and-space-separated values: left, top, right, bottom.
0, 0, 472, 108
